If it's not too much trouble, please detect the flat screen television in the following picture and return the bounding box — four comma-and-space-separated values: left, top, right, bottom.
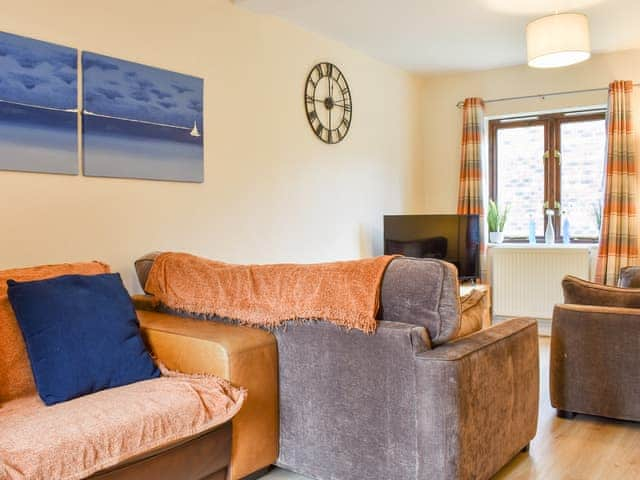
383, 214, 480, 280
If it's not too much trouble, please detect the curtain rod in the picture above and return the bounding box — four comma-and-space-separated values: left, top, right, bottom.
455, 83, 640, 109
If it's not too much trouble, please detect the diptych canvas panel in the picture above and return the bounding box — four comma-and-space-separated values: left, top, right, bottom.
82, 53, 204, 182
0, 32, 78, 175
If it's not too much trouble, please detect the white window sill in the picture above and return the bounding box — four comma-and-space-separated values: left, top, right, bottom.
487, 243, 598, 249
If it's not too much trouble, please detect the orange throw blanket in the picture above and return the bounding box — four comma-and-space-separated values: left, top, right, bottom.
144, 252, 396, 333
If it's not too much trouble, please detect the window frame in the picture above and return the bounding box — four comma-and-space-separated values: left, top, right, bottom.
488, 110, 606, 244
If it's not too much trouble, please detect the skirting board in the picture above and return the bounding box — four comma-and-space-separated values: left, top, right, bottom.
493, 315, 552, 337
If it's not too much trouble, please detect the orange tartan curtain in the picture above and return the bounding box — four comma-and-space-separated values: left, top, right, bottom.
457, 98, 485, 215
595, 81, 638, 285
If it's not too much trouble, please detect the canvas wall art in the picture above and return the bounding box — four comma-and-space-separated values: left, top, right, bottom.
82, 52, 204, 182
0, 32, 78, 175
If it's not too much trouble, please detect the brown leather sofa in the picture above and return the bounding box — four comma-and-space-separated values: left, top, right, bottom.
551, 275, 640, 421
134, 303, 279, 480
0, 261, 247, 480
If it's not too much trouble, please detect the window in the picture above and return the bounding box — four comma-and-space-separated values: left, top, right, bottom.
489, 111, 606, 242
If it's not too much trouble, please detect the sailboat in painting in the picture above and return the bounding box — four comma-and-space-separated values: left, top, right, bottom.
190, 121, 200, 137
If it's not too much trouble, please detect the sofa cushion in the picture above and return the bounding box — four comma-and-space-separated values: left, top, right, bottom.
7, 273, 160, 406
0, 369, 245, 480
458, 288, 486, 338
0, 261, 110, 404
380, 257, 461, 345
562, 275, 640, 308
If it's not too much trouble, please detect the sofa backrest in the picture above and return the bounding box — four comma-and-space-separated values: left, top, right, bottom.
562, 274, 640, 308
618, 266, 640, 288
380, 257, 460, 345
0, 261, 110, 403
136, 253, 461, 346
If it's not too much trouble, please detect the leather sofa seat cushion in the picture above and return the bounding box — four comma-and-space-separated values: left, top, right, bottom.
458, 288, 485, 338
0, 371, 245, 480
562, 275, 640, 307
87, 422, 232, 480
0, 261, 111, 403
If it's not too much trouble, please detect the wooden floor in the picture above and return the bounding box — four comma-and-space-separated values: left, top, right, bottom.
494, 337, 640, 479
262, 337, 640, 480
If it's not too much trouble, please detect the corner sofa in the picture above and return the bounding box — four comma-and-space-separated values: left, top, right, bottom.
135, 253, 540, 480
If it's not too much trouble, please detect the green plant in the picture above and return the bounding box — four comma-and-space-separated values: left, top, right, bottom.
592, 201, 602, 231
487, 200, 510, 232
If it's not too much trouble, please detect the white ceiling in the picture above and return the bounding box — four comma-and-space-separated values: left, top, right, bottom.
235, 0, 640, 73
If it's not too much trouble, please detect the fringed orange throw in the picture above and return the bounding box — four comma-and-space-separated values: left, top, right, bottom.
144, 252, 396, 333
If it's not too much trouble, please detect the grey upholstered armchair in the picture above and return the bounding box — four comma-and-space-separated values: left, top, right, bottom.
551, 274, 640, 421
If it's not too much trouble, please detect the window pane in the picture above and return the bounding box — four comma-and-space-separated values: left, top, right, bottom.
496, 126, 546, 237
560, 120, 606, 239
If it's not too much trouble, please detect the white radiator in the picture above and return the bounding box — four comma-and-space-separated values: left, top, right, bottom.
488, 246, 592, 319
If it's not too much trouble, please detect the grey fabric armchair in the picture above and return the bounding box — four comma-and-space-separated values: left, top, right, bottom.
274, 317, 538, 480
551, 275, 640, 421
135, 254, 539, 480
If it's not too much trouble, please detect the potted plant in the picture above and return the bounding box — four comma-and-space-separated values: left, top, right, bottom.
592, 201, 602, 233
487, 200, 509, 244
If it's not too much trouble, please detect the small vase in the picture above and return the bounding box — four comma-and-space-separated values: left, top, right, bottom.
545, 220, 555, 244
562, 216, 571, 244
528, 215, 537, 244
490, 231, 504, 244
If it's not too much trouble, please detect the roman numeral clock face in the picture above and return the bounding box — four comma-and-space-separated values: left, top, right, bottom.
305, 62, 352, 144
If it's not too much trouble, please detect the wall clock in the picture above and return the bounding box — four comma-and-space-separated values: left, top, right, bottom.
304, 62, 352, 144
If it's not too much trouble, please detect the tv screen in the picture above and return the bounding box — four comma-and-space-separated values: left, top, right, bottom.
383, 214, 480, 280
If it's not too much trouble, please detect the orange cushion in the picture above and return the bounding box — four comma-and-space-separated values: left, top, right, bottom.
0, 262, 110, 403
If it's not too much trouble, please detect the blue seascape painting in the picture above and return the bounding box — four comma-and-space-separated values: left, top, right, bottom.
0, 32, 78, 175
82, 52, 203, 182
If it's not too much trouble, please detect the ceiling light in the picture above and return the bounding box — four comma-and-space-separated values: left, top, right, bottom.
526, 13, 591, 68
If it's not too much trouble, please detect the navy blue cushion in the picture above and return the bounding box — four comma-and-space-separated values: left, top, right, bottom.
7, 273, 160, 405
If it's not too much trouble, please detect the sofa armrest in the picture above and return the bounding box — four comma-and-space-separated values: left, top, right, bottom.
132, 294, 159, 311
550, 304, 640, 420
137, 310, 278, 480
274, 319, 430, 480
414, 318, 539, 480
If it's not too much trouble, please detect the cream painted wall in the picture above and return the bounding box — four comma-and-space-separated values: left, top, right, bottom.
421, 49, 640, 213
0, 0, 424, 291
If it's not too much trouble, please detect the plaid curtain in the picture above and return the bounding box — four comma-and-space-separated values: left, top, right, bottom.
457, 98, 485, 215
595, 81, 638, 285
